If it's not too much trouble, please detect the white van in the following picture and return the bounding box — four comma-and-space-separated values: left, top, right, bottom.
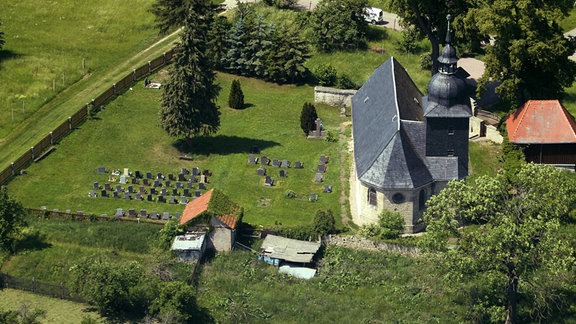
364, 7, 383, 24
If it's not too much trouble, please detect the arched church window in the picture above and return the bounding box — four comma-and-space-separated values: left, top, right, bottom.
368, 187, 377, 206
419, 189, 426, 210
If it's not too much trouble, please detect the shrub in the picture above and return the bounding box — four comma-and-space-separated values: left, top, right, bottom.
313, 64, 337, 86
419, 53, 432, 71
300, 102, 318, 135
325, 130, 338, 142
313, 209, 336, 236
228, 79, 245, 109
262, 0, 297, 9
336, 74, 356, 89
378, 210, 404, 239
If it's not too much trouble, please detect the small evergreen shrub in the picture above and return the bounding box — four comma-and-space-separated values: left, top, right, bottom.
228, 79, 245, 109
313, 64, 338, 86
337, 74, 356, 89
300, 102, 318, 135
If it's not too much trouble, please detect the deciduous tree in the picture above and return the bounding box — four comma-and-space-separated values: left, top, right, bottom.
159, 2, 221, 145
0, 188, 27, 253
422, 164, 576, 323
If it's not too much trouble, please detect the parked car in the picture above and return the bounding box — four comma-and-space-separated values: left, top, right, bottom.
364, 7, 383, 24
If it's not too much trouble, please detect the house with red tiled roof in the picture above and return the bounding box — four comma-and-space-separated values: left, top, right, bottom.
179, 189, 241, 252
506, 100, 576, 167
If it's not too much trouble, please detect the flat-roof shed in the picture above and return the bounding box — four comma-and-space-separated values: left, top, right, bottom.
259, 234, 321, 266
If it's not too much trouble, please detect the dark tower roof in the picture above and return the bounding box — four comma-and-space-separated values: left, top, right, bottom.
424, 15, 472, 118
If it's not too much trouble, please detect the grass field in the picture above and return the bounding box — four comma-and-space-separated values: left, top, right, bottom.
0, 289, 103, 324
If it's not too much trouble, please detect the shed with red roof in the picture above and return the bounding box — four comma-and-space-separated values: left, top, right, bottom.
506, 100, 576, 166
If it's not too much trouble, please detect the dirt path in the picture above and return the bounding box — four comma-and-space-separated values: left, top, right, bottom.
339, 120, 352, 226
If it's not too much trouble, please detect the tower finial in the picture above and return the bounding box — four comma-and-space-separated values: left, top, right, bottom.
445, 14, 452, 44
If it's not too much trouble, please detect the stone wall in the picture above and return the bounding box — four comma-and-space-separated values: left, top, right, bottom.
327, 235, 420, 256
314, 86, 357, 107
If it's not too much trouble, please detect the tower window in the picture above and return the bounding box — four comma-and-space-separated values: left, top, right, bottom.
368, 187, 377, 206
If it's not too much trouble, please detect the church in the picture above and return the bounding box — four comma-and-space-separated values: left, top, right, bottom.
350, 18, 472, 233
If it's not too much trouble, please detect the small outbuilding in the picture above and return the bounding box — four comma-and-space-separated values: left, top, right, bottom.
171, 232, 206, 261
506, 100, 576, 167
258, 234, 321, 267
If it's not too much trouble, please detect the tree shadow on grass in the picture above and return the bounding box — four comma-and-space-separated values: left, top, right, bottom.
15, 230, 52, 252
0, 50, 23, 67
174, 135, 280, 156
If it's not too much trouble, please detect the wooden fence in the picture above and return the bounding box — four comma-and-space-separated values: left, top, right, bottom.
0, 272, 83, 302
0, 49, 175, 186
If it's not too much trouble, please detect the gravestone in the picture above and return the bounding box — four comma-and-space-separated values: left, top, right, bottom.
257, 168, 266, 176
265, 176, 274, 186
105, 183, 112, 191
150, 187, 158, 195
143, 178, 150, 186
116, 185, 124, 192
183, 188, 190, 197
178, 173, 187, 181
135, 193, 143, 200
113, 191, 121, 199
172, 188, 179, 196
154, 179, 161, 187
307, 118, 327, 139
181, 167, 189, 175
93, 182, 100, 190
168, 174, 175, 181
127, 185, 134, 193
146, 171, 153, 179
124, 192, 131, 200
248, 154, 258, 165
139, 186, 146, 194
180, 196, 187, 204
187, 182, 193, 189
160, 188, 167, 196
280, 170, 287, 177
309, 193, 318, 202
199, 182, 206, 190
97, 166, 106, 174
140, 209, 148, 218
317, 164, 326, 173
119, 175, 127, 184
150, 212, 159, 219
203, 170, 211, 176
176, 182, 183, 189
135, 170, 143, 178
165, 180, 171, 187
123, 168, 130, 177
281, 160, 290, 168
89, 190, 97, 198
320, 155, 329, 164
147, 194, 154, 202
200, 175, 206, 184
314, 173, 324, 182
115, 208, 124, 217
190, 175, 197, 183
195, 190, 202, 197
192, 167, 200, 176
272, 159, 280, 167
158, 196, 166, 203
157, 172, 164, 180
294, 161, 303, 169
323, 184, 333, 193
261, 156, 269, 166
168, 196, 176, 204
131, 178, 139, 185
162, 212, 170, 220
53, 209, 59, 216
101, 189, 108, 197
128, 209, 137, 217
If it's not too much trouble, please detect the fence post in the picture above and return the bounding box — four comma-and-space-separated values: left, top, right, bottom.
32, 277, 36, 292
11, 162, 15, 176
133, 69, 136, 81
68, 117, 72, 130
113, 83, 117, 95
30, 147, 35, 160
60, 283, 65, 299
148, 61, 151, 74
163, 52, 166, 64
86, 103, 90, 116
49, 132, 54, 145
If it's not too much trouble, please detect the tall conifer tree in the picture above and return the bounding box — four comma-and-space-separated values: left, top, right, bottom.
159, 0, 221, 145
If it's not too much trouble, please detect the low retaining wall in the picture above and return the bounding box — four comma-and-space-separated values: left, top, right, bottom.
314, 86, 357, 108
326, 235, 419, 256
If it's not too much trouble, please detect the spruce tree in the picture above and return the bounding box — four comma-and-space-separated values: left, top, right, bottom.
159, 0, 221, 145
228, 79, 244, 109
266, 26, 310, 84
222, 18, 250, 75
300, 102, 318, 135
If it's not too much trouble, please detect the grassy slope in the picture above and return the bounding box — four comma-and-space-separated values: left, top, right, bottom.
0, 289, 103, 323
0, 0, 179, 170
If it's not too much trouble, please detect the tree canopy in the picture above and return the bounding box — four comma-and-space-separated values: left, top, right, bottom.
149, 0, 192, 34
0, 188, 27, 253
159, 1, 221, 143
422, 163, 576, 323
471, 0, 576, 106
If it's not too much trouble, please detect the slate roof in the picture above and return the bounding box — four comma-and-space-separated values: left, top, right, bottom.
506, 100, 576, 144
260, 235, 321, 264
352, 57, 432, 190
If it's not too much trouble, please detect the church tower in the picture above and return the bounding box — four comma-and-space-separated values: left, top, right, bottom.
423, 15, 472, 179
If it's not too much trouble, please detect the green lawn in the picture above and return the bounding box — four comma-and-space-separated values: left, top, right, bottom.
0, 289, 103, 323
7, 72, 344, 227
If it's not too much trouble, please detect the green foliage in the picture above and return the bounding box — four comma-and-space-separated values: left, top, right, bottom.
396, 25, 419, 55
299, 102, 318, 135
265, 26, 310, 84
149, 0, 191, 34
69, 257, 143, 315
228, 79, 245, 109
422, 163, 576, 322
336, 74, 356, 89
207, 189, 240, 216
313, 209, 336, 236
262, 0, 297, 9
0, 188, 27, 253
149, 281, 198, 323
307, 0, 369, 52
325, 130, 338, 142
207, 16, 231, 70
222, 18, 251, 75
500, 135, 525, 181
377, 209, 404, 239
0, 309, 18, 323
159, 1, 221, 141
472, 0, 576, 107
158, 219, 184, 250
419, 52, 432, 71
313, 64, 337, 86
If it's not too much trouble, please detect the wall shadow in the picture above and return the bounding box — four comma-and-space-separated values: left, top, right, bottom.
174, 135, 280, 156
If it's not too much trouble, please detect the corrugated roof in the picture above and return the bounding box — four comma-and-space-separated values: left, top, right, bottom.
171, 233, 206, 251
506, 100, 576, 144
179, 189, 213, 225
260, 235, 321, 263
